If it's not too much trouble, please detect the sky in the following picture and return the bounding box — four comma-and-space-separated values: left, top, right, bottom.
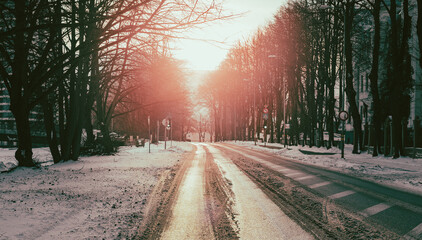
171, 0, 288, 72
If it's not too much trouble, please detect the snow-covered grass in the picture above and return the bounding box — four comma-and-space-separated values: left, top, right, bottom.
0, 142, 193, 239
230, 141, 422, 196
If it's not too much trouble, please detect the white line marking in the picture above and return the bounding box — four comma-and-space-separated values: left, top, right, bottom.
360, 203, 392, 218
329, 190, 355, 199
294, 175, 316, 181
285, 172, 303, 177
274, 167, 291, 172
309, 181, 331, 189
404, 223, 422, 239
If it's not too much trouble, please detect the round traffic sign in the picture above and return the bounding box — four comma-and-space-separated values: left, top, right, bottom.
339, 111, 349, 121
263, 108, 269, 114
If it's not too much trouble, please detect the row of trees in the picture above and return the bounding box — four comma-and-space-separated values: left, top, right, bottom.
201, 0, 420, 158
0, 0, 226, 166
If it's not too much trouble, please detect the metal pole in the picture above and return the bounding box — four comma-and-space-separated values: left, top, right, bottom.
283, 78, 287, 148
264, 127, 266, 146
390, 120, 393, 156
199, 115, 202, 142
235, 98, 237, 142
414, 119, 416, 159
164, 127, 167, 149
157, 120, 159, 144
254, 78, 257, 145
342, 121, 345, 158
171, 122, 173, 147
148, 116, 151, 153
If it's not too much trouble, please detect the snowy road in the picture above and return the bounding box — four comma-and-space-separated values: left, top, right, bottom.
2, 142, 421, 239
217, 143, 422, 239
207, 145, 313, 240
161, 145, 214, 239
159, 143, 313, 239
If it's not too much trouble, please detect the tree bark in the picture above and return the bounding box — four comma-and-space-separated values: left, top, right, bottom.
369, 0, 382, 157
344, 0, 362, 154
11, 0, 35, 166
11, 105, 34, 167
42, 99, 61, 163
418, 0, 422, 68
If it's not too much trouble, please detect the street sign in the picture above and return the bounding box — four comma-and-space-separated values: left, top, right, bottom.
339, 111, 349, 121
162, 118, 169, 126
285, 123, 290, 129
263, 108, 269, 114
263, 113, 268, 120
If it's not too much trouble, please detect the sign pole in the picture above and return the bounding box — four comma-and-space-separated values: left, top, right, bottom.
339, 111, 349, 159
157, 120, 159, 144
148, 116, 151, 153
342, 121, 345, 158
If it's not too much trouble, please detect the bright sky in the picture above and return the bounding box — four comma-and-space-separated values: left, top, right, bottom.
172, 0, 287, 71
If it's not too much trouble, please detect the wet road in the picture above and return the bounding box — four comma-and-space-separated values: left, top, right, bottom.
207, 145, 313, 240
161, 143, 313, 239
161, 145, 214, 240
217, 143, 422, 239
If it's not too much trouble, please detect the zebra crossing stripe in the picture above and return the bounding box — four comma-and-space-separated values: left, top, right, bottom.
329, 190, 356, 199
360, 203, 392, 218
285, 172, 303, 177
309, 181, 331, 189
404, 223, 422, 239
295, 175, 316, 181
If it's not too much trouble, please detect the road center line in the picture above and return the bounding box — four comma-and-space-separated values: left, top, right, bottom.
360, 203, 392, 218
308, 181, 331, 189
329, 190, 356, 199
404, 222, 422, 239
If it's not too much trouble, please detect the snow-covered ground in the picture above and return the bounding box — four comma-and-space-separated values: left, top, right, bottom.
230, 141, 422, 196
1, 141, 421, 239
0, 142, 192, 240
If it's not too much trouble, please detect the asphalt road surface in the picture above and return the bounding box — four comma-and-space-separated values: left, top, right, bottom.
217, 143, 422, 239
141, 143, 422, 239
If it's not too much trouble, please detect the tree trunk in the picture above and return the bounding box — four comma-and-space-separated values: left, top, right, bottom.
328, 13, 339, 149
11, 0, 34, 167
345, 1, 362, 154
100, 122, 114, 153
418, 0, 422, 68
12, 106, 34, 167
276, 76, 283, 144
42, 99, 61, 163
369, 0, 382, 157
269, 92, 274, 143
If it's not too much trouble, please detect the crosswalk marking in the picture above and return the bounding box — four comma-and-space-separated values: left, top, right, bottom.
285, 172, 303, 177
309, 181, 331, 189
360, 203, 392, 218
404, 223, 422, 239
329, 190, 356, 199
275, 167, 291, 172
294, 175, 316, 181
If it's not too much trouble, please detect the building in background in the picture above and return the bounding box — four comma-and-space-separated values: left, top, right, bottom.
0, 82, 45, 147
